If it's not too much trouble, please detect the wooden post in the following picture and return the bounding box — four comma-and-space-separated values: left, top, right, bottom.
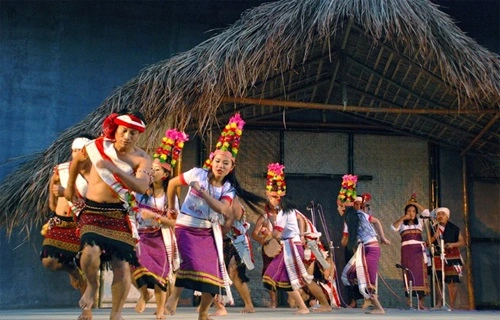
462, 156, 475, 310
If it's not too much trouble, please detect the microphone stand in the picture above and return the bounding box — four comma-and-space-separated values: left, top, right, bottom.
439, 238, 450, 311
402, 269, 412, 310
423, 218, 437, 308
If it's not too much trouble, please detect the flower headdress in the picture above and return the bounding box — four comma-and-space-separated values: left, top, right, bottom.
203, 113, 245, 170
337, 174, 358, 203
407, 192, 417, 203
266, 163, 286, 196
153, 129, 189, 172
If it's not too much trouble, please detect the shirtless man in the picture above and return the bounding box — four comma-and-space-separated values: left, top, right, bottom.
41, 136, 93, 320
65, 110, 151, 320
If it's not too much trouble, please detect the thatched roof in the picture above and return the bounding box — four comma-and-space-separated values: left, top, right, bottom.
1, 0, 499, 236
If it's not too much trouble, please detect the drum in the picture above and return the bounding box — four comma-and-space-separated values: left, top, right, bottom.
263, 237, 282, 258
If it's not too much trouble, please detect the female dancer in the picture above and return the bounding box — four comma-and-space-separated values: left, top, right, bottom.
391, 199, 430, 310
342, 194, 390, 314
262, 163, 331, 315
131, 129, 187, 320
164, 113, 264, 320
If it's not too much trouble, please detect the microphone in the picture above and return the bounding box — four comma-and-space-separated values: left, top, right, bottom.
420, 215, 433, 219
395, 263, 409, 271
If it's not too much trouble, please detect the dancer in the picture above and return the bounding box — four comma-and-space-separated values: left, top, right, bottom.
40, 135, 93, 320
391, 195, 430, 310
262, 163, 331, 315
429, 207, 465, 309
131, 129, 187, 319
297, 212, 341, 309
337, 175, 366, 308
64, 110, 151, 320
164, 113, 265, 320
341, 194, 390, 314
251, 213, 277, 308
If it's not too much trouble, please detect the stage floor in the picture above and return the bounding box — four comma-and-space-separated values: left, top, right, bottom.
0, 307, 498, 320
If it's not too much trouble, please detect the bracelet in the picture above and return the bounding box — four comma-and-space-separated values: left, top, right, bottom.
155, 213, 162, 224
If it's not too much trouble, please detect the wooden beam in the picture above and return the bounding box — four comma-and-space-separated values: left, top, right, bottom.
459, 112, 500, 157
221, 96, 498, 115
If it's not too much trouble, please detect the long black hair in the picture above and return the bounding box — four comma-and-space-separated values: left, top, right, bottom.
264, 195, 297, 214
345, 206, 360, 252
403, 204, 419, 225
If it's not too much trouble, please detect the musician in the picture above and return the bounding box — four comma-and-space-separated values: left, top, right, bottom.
261, 163, 331, 314
428, 207, 465, 309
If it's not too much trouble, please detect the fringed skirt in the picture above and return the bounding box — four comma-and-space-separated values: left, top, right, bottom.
132, 229, 169, 291
174, 225, 225, 295
78, 199, 138, 266
40, 215, 80, 265
434, 247, 463, 283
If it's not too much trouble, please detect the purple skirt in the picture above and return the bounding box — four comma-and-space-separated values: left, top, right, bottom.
132, 229, 169, 291
401, 243, 429, 295
262, 243, 304, 291
174, 225, 225, 295
345, 244, 380, 294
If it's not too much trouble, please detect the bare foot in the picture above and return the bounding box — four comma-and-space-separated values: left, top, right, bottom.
366, 308, 385, 314
165, 302, 176, 315
361, 299, 373, 309
210, 308, 227, 316
156, 312, 166, 320
312, 306, 331, 313
79, 288, 96, 310
240, 306, 255, 313
134, 291, 152, 313
109, 310, 124, 320
199, 311, 214, 320
294, 308, 310, 315
77, 308, 93, 320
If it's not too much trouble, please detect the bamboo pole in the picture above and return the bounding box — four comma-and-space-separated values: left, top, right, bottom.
462, 156, 475, 310
221, 96, 498, 115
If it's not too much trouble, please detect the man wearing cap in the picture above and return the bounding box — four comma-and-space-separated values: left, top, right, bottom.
429, 207, 465, 309
65, 109, 151, 320
41, 135, 93, 320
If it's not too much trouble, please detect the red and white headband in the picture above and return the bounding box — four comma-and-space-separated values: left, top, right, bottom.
114, 114, 146, 133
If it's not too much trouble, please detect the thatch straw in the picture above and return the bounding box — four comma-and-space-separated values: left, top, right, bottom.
1, 0, 499, 236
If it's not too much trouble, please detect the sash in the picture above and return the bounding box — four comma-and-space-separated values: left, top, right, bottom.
212, 220, 234, 305
228, 219, 254, 270
85, 137, 139, 240
57, 162, 88, 217
162, 226, 179, 284
341, 243, 371, 299
162, 195, 180, 283
283, 239, 313, 290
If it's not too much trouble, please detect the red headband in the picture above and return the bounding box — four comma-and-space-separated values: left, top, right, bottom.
103, 113, 146, 139
114, 114, 145, 132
